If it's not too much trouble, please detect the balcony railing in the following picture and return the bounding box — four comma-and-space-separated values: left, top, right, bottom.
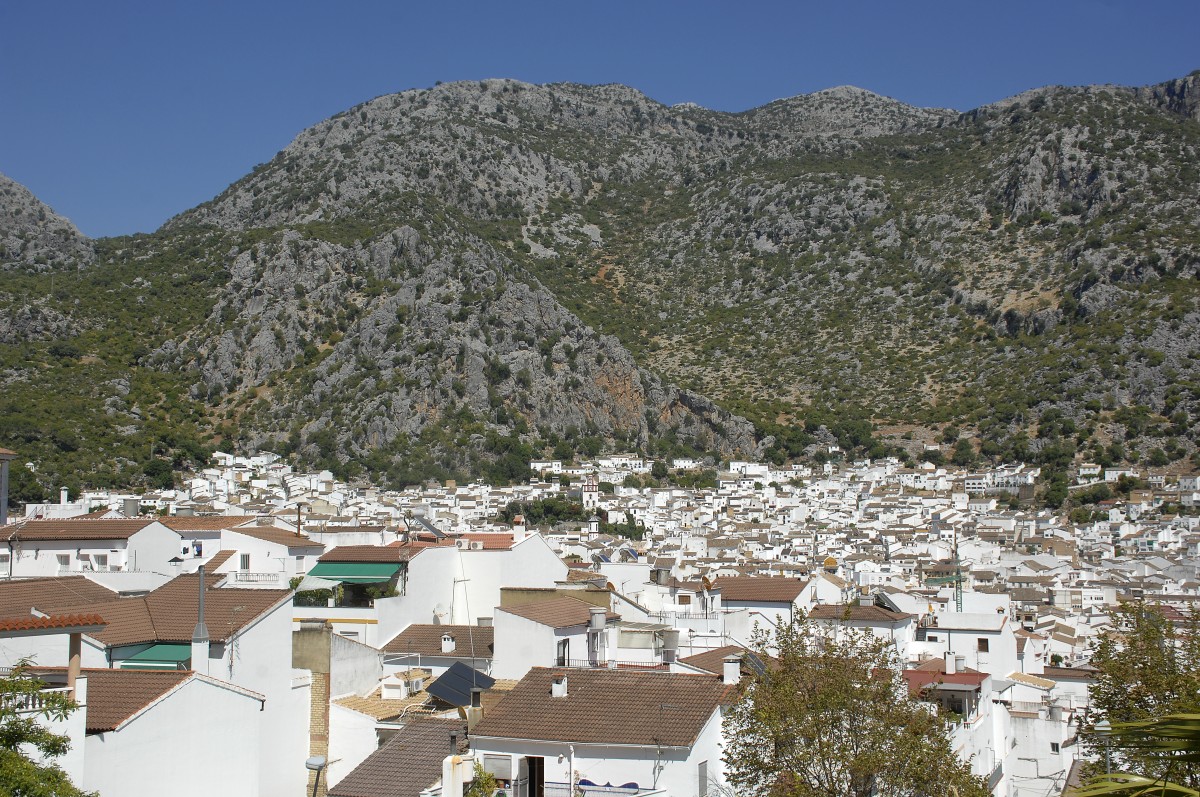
1009, 700, 1045, 717
0, 686, 72, 713
233, 571, 283, 584
557, 659, 669, 671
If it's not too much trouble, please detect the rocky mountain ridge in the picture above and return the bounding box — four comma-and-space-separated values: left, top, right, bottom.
2, 71, 1198, 495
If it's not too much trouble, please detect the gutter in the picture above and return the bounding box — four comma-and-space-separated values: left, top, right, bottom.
466, 735, 693, 752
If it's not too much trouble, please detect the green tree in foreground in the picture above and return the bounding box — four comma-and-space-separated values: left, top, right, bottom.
722, 620, 988, 797
0, 663, 93, 797
1086, 602, 1200, 789
1076, 714, 1200, 797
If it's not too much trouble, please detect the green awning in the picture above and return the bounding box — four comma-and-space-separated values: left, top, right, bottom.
120, 643, 191, 670
307, 562, 401, 584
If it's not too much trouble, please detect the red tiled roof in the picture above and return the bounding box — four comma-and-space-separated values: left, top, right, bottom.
29, 667, 193, 733
452, 533, 515, 550
329, 718, 467, 797
53, 574, 291, 646
471, 668, 731, 747
158, 516, 248, 531
382, 624, 494, 657
0, 614, 107, 633
0, 577, 120, 621
318, 544, 427, 563
497, 596, 618, 629
715, 576, 809, 603
226, 525, 324, 549
4, 519, 163, 541
902, 668, 988, 696
806, 604, 913, 623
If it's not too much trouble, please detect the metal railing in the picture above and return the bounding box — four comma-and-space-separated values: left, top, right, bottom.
233, 571, 282, 584
558, 659, 669, 671
0, 686, 72, 713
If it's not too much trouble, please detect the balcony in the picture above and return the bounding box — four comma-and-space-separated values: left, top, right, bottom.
0, 685, 72, 713
557, 659, 669, 672
545, 783, 666, 797
232, 571, 284, 586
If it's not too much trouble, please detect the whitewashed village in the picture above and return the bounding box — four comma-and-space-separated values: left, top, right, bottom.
3, 443, 1200, 797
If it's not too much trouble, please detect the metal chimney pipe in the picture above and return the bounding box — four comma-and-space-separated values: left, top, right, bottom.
192, 565, 210, 674
0, 448, 13, 527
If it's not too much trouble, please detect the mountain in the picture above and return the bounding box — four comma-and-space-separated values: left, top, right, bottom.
0, 171, 94, 270
2, 72, 1198, 497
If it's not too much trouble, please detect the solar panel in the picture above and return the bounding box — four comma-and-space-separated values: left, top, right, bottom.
425, 661, 496, 707
745, 651, 768, 678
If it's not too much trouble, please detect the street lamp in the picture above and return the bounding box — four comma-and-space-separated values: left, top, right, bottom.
306, 755, 327, 797
1095, 719, 1112, 774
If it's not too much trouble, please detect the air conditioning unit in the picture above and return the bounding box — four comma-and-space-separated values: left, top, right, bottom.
455, 539, 469, 549
471, 541, 484, 550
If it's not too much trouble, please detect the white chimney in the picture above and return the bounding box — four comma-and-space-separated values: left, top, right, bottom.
944, 651, 956, 674
441, 633, 455, 654
588, 607, 606, 632
723, 654, 742, 685
60, 487, 69, 505
551, 675, 568, 698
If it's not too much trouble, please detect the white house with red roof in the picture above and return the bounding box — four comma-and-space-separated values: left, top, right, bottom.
2, 518, 183, 578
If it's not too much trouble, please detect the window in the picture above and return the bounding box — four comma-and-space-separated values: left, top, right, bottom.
698, 760, 709, 797
1050, 742, 1060, 753
679, 594, 692, 606
93, 554, 108, 572
57, 554, 70, 570
556, 639, 569, 667
239, 553, 251, 570
927, 634, 939, 642
977, 638, 990, 653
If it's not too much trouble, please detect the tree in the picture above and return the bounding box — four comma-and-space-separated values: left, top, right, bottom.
1086, 602, 1200, 788
722, 620, 988, 797
0, 663, 93, 797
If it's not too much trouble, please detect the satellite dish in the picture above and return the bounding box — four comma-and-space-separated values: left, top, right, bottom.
702, 576, 713, 591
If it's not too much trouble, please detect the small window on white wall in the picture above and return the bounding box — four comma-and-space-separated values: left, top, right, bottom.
57, 554, 70, 570
239, 553, 250, 570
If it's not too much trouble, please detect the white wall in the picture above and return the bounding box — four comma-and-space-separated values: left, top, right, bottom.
328, 704, 381, 788
83, 678, 262, 797
213, 596, 310, 797
491, 612, 559, 681
330, 632, 383, 697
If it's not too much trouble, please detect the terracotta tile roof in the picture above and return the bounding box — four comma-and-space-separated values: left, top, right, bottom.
1042, 666, 1098, 680
902, 667, 988, 696
496, 596, 619, 629
226, 525, 324, 549
159, 516, 249, 531
4, 519, 164, 541
54, 574, 291, 646
453, 533, 516, 550
204, 550, 236, 570
38, 668, 192, 732
318, 544, 423, 563
329, 717, 467, 797
471, 667, 731, 747
677, 645, 753, 676
0, 577, 119, 621
334, 686, 437, 722
0, 447, 16, 457
0, 614, 107, 633
807, 604, 913, 623
715, 576, 809, 603
382, 624, 494, 657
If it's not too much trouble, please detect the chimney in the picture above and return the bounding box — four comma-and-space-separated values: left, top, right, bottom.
944, 650, 955, 674
441, 633, 456, 654
551, 675, 568, 698
191, 565, 210, 675
466, 687, 484, 730
588, 607, 606, 632
723, 654, 742, 685
122, 497, 140, 518
0, 448, 14, 527
449, 730, 460, 755
60, 487, 69, 505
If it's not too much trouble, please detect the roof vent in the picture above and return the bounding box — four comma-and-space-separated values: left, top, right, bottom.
551, 675, 568, 698
441, 633, 456, 654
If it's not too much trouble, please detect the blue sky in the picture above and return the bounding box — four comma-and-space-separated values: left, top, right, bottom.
1, 1, 1195, 237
